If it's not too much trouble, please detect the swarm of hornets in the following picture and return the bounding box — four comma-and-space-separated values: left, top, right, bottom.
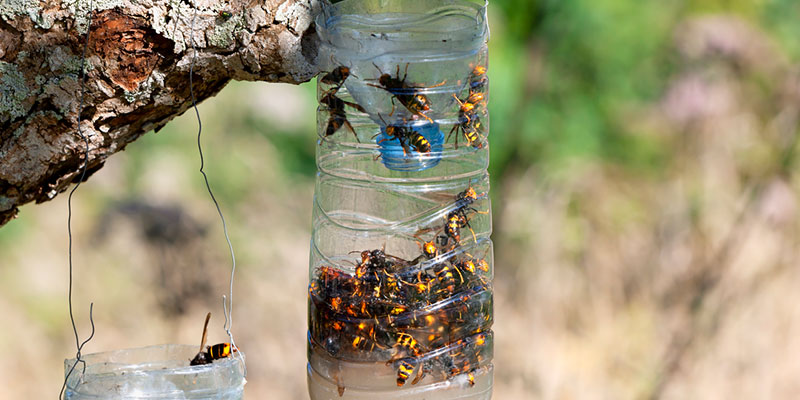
308, 185, 492, 391
318, 61, 488, 153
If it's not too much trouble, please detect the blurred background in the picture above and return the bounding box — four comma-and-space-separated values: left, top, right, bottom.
2, 0, 800, 398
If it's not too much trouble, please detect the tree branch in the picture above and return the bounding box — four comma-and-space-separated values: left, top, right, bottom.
0, 0, 322, 225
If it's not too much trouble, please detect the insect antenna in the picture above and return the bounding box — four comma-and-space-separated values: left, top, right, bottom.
199, 312, 211, 352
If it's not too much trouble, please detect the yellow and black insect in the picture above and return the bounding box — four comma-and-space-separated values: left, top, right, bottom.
207, 343, 236, 359
320, 90, 365, 142
367, 63, 444, 122
395, 332, 422, 357
434, 263, 469, 297
452, 256, 491, 289
352, 247, 409, 278
449, 90, 486, 149
411, 234, 440, 264
395, 358, 416, 386
321, 65, 353, 92
468, 64, 488, 90
190, 313, 238, 366
386, 332, 424, 373
454, 185, 484, 210
351, 334, 378, 351
377, 117, 433, 156
440, 210, 467, 247
464, 118, 486, 149
444, 184, 489, 245
408, 129, 432, 154
456, 91, 485, 117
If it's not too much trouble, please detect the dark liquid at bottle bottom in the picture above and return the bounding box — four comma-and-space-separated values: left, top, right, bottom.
307, 345, 493, 399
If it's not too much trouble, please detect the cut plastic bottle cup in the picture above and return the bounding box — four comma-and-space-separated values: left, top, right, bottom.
63, 344, 246, 399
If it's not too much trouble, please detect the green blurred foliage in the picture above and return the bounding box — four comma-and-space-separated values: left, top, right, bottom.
488, 0, 679, 178
480, 0, 799, 187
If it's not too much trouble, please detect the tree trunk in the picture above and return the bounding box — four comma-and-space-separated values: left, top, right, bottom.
0, 0, 322, 225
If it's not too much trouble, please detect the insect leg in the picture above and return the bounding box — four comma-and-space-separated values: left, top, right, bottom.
342, 100, 366, 113
398, 136, 411, 156
343, 119, 360, 143
466, 206, 489, 215
464, 219, 477, 243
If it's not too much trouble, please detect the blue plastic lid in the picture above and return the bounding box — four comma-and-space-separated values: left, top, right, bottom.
374, 121, 444, 171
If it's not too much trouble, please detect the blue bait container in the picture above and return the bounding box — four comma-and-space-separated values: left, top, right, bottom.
375, 121, 444, 172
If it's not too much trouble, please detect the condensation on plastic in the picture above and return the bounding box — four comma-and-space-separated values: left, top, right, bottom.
309, 0, 492, 398
63, 344, 246, 399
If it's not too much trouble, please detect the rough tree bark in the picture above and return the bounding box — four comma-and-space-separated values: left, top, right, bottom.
0, 0, 323, 225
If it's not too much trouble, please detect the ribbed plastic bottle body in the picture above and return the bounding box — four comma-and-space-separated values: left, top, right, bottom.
308, 0, 492, 399
63, 345, 245, 399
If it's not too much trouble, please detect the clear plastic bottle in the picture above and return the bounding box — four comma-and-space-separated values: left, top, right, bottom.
308, 0, 492, 398
63, 344, 246, 399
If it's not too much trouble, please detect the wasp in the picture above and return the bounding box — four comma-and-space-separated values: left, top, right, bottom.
456, 91, 485, 117
412, 352, 460, 384
468, 64, 488, 90
416, 214, 473, 253
353, 248, 387, 278
408, 129, 432, 154
384, 124, 431, 155
452, 256, 490, 289
448, 334, 490, 387
457, 253, 490, 276
315, 265, 356, 294
367, 63, 444, 122
439, 209, 476, 248
190, 313, 238, 366
320, 90, 365, 142
455, 258, 478, 276
395, 358, 417, 386
444, 184, 490, 245
410, 233, 441, 266
352, 247, 410, 278
351, 248, 412, 305
376, 115, 432, 156
347, 317, 393, 353
386, 332, 424, 372
449, 91, 486, 149
350, 334, 375, 351
419, 238, 439, 260
454, 184, 485, 211
393, 270, 434, 305
320, 65, 354, 92
432, 263, 467, 297
464, 118, 486, 149
415, 185, 486, 249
